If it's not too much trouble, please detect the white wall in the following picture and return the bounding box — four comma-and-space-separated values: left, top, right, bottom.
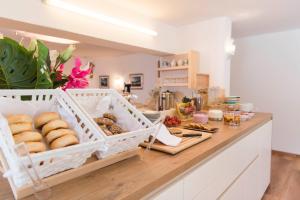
0, 0, 232, 91
64, 54, 158, 103
231, 29, 300, 154
178, 17, 232, 94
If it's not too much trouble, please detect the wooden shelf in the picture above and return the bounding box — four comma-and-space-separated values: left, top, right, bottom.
157, 50, 209, 89
158, 66, 189, 71
161, 83, 188, 87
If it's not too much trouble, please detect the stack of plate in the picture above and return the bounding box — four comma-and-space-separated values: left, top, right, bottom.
224, 96, 240, 111
143, 110, 161, 123
224, 96, 240, 104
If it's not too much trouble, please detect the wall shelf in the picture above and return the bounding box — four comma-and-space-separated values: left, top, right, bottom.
157, 50, 205, 89
158, 66, 189, 71
161, 83, 189, 87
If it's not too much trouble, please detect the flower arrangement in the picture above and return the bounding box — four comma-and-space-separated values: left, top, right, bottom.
0, 36, 92, 89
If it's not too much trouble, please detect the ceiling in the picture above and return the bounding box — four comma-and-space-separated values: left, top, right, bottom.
0, 27, 132, 59
68, 0, 300, 38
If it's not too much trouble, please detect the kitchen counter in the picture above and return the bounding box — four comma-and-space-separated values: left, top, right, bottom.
0, 113, 272, 200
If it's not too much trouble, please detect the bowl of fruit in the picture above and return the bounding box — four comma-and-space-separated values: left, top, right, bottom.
176, 96, 195, 120
163, 115, 181, 127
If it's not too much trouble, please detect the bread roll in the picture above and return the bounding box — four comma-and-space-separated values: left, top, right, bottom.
50, 134, 79, 149
41, 119, 68, 136
25, 142, 46, 153
9, 123, 33, 135
13, 131, 42, 144
46, 129, 76, 144
34, 112, 60, 128
6, 114, 32, 124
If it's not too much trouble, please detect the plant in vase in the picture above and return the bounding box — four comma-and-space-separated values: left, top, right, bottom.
62, 57, 92, 90
0, 36, 92, 90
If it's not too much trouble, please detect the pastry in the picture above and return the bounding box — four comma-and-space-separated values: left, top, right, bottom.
103, 113, 117, 122
34, 112, 60, 128
13, 131, 42, 144
25, 142, 46, 153
94, 117, 114, 126
99, 125, 113, 136
41, 119, 69, 136
9, 123, 33, 135
168, 128, 182, 135
108, 124, 123, 134
6, 114, 32, 124
50, 134, 79, 149
46, 129, 76, 144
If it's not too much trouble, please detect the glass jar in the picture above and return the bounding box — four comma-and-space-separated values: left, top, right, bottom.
224, 111, 241, 126
224, 102, 240, 111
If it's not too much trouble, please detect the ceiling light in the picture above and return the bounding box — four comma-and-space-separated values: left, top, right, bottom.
43, 0, 158, 36
16, 31, 79, 44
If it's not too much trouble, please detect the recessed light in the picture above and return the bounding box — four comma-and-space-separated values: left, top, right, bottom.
43, 0, 158, 36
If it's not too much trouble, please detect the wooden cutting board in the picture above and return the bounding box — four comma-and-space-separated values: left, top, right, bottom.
141, 132, 212, 155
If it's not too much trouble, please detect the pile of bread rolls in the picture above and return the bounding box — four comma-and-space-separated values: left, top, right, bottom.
94, 112, 124, 136
7, 112, 79, 154
7, 114, 46, 153
35, 112, 79, 149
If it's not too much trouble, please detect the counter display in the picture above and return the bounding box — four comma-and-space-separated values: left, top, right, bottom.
0, 113, 272, 200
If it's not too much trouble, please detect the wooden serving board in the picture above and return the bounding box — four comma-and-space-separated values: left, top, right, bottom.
141, 132, 212, 155
183, 126, 219, 133
0, 148, 139, 200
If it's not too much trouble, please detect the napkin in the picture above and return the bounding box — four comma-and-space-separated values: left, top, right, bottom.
152, 124, 182, 147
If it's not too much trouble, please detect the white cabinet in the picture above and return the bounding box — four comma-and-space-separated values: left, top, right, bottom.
151, 180, 184, 200
149, 121, 272, 200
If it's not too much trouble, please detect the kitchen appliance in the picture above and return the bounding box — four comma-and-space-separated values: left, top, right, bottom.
123, 83, 132, 93
159, 90, 175, 110
192, 93, 203, 112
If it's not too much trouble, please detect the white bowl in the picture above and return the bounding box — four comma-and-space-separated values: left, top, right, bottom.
240, 103, 254, 112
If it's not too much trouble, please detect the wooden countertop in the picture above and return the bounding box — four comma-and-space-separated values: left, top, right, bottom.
0, 113, 272, 200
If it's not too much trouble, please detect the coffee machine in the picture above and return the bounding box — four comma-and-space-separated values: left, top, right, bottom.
159, 90, 175, 111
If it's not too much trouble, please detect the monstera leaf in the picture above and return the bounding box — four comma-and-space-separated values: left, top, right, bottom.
35, 40, 53, 89
0, 37, 53, 89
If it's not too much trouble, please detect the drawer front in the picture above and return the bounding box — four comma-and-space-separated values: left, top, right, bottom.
151, 180, 184, 200
183, 125, 264, 200
219, 156, 260, 200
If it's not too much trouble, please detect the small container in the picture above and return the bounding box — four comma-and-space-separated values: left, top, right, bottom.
193, 112, 208, 124
208, 109, 223, 121
177, 59, 183, 66
240, 103, 254, 112
170, 59, 177, 67
224, 102, 240, 111
224, 111, 241, 126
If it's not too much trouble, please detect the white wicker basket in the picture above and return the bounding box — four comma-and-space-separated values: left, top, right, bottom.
0, 89, 105, 188
66, 89, 155, 158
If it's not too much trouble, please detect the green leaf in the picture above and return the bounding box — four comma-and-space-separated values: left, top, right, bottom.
35, 40, 53, 89
54, 44, 75, 69
0, 37, 38, 89
27, 39, 37, 54
0, 37, 53, 89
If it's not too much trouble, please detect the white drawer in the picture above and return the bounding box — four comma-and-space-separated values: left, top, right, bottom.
183, 127, 262, 200
151, 180, 184, 200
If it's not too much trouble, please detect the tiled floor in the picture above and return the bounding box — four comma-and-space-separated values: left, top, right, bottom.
262, 152, 300, 200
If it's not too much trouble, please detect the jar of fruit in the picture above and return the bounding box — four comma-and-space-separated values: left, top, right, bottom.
176, 97, 195, 120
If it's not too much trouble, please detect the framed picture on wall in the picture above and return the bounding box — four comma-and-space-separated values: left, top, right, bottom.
129, 73, 144, 89
99, 75, 109, 88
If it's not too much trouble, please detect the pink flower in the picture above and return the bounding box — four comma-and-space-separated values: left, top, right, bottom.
63, 58, 92, 90
56, 64, 64, 81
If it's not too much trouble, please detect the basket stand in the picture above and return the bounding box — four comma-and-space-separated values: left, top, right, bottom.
0, 148, 140, 200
